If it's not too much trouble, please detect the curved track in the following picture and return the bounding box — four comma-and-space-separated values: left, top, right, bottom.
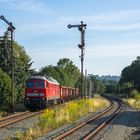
52, 97, 122, 140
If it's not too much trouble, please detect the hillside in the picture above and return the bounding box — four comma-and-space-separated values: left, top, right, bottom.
94, 75, 120, 81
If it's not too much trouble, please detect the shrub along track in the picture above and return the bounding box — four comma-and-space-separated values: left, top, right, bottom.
51, 97, 122, 140
0, 101, 74, 131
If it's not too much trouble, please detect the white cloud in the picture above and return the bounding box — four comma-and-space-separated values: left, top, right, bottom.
89, 22, 140, 31
86, 43, 140, 58
14, 1, 48, 14
1, 2, 140, 75
0, 0, 49, 14
84, 43, 140, 75
26, 45, 81, 71
10, 8, 140, 42
25, 42, 140, 75
60, 9, 140, 22
0, 0, 14, 3
59, 9, 140, 31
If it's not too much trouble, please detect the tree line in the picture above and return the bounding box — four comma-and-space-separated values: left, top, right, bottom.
38, 58, 81, 88
0, 32, 33, 110
119, 56, 140, 97
119, 56, 140, 91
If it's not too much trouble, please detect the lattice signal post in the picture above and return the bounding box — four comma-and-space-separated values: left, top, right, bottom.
67, 21, 87, 98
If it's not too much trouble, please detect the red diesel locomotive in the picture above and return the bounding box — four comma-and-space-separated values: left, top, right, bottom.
25, 75, 79, 109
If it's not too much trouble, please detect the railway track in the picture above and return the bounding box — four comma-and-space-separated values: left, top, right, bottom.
51, 97, 122, 140
0, 110, 44, 129
0, 100, 76, 131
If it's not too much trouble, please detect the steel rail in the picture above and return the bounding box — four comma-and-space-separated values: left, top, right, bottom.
0, 111, 29, 122
52, 99, 114, 140
83, 100, 122, 140
0, 104, 58, 129
0, 111, 43, 129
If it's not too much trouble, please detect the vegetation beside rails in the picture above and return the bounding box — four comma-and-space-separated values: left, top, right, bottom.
125, 98, 140, 109
14, 97, 109, 140
0, 110, 7, 119
124, 90, 140, 109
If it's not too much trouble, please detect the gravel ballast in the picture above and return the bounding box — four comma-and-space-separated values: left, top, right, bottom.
94, 104, 140, 140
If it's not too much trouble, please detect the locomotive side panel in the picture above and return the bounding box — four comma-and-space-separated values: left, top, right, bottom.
47, 82, 60, 101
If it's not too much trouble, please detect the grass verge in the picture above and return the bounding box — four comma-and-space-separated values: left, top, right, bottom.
125, 98, 140, 109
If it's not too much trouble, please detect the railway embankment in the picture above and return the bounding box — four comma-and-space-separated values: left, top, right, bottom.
0, 96, 110, 140
15, 96, 109, 140
1, 95, 140, 140
37, 95, 140, 140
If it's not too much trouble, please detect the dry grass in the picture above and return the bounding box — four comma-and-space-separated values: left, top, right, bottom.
14, 97, 109, 140
125, 98, 140, 109
0, 110, 7, 119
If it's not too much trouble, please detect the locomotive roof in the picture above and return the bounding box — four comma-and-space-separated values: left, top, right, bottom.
27, 75, 59, 85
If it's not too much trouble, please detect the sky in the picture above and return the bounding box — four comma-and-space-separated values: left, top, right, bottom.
0, 0, 140, 76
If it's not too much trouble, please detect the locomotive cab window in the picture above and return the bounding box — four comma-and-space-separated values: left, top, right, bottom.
46, 82, 48, 88
26, 80, 35, 88
37, 80, 45, 88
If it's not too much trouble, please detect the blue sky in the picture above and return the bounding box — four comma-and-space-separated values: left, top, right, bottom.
0, 0, 140, 76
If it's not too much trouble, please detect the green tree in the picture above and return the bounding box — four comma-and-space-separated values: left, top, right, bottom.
0, 32, 34, 104
88, 75, 105, 94
57, 58, 80, 87
13, 42, 34, 103
0, 69, 11, 109
105, 80, 119, 94
39, 65, 61, 83
0, 31, 11, 75
39, 58, 80, 87
120, 56, 140, 91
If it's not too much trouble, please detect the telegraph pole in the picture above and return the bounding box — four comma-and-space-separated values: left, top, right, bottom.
68, 21, 87, 98
85, 70, 87, 98
9, 24, 15, 112
0, 15, 16, 113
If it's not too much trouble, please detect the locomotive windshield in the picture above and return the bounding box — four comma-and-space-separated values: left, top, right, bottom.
36, 80, 45, 88
26, 80, 35, 88
26, 79, 45, 88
